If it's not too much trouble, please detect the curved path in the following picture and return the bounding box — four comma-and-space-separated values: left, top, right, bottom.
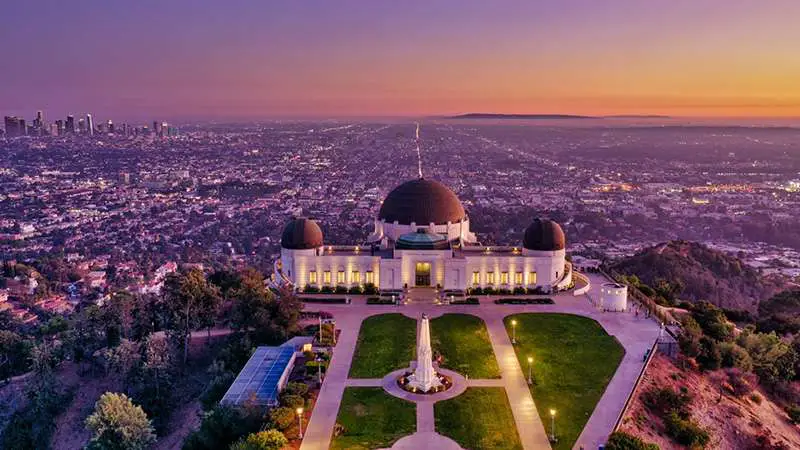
300, 275, 660, 450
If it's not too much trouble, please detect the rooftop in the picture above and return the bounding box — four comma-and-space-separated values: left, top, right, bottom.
220, 346, 295, 407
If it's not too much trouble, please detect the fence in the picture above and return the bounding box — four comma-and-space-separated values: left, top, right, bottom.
612, 338, 660, 432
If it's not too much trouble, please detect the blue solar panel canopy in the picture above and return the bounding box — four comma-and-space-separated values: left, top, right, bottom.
220, 346, 296, 407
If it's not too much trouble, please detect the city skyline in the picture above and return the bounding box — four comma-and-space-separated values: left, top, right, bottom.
2, 1, 800, 120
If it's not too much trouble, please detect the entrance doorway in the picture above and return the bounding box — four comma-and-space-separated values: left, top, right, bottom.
415, 262, 431, 287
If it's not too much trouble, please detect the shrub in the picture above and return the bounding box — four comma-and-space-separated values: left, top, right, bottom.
363, 283, 378, 295
724, 368, 757, 396
347, 286, 363, 295
605, 431, 660, 450
512, 287, 526, 295
471, 287, 483, 295
201, 371, 237, 410
719, 342, 753, 372
269, 407, 295, 430
749, 393, 762, 404
320, 285, 334, 294
497, 288, 511, 295
284, 381, 309, 398
483, 287, 496, 295
305, 360, 328, 375
333, 285, 348, 294
280, 393, 304, 409
664, 411, 710, 448
696, 336, 722, 371
786, 404, 800, 424
303, 285, 320, 294
641, 387, 691, 418
229, 430, 287, 450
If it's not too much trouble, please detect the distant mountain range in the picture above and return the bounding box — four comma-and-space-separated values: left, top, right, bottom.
447, 113, 671, 120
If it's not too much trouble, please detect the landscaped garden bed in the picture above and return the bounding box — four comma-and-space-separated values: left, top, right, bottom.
494, 298, 554, 305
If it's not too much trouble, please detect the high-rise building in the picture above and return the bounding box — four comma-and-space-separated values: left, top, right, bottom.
34, 110, 43, 129
66, 115, 75, 133
78, 118, 86, 133
107, 120, 114, 133
153, 121, 161, 137
50, 123, 59, 136
55, 120, 65, 135
86, 114, 94, 136
4, 116, 25, 137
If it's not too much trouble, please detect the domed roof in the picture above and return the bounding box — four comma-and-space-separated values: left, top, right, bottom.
523, 218, 566, 251
379, 178, 466, 225
281, 217, 323, 250
395, 229, 450, 250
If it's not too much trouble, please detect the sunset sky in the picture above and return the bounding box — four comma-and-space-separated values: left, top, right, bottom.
2, 0, 799, 120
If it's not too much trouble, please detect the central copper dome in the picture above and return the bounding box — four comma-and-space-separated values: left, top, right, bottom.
379, 179, 466, 225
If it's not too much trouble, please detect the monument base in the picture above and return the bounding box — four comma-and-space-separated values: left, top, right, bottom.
397, 371, 453, 394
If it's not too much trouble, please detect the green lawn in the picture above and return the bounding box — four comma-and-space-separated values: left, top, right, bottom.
504, 313, 625, 450
330, 388, 416, 450
431, 313, 501, 378
349, 313, 416, 378
435, 387, 522, 450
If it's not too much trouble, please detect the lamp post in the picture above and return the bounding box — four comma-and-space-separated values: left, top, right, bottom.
296, 407, 304, 439
316, 356, 323, 383
549, 409, 556, 443
511, 319, 517, 344
527, 356, 533, 385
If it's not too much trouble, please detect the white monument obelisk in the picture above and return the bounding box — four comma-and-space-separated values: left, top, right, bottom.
407, 313, 442, 392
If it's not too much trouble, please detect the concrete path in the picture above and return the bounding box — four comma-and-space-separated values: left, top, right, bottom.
466, 378, 505, 387
300, 313, 364, 450
344, 378, 382, 387
483, 315, 552, 449
385, 432, 462, 450
416, 402, 435, 432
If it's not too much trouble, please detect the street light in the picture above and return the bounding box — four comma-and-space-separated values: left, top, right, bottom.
549, 409, 557, 443
511, 319, 517, 344
316, 356, 323, 384
296, 407, 305, 439
527, 356, 533, 385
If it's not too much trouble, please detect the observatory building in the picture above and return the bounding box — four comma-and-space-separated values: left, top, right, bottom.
275, 178, 572, 294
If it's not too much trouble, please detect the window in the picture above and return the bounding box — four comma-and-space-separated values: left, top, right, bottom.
365, 271, 374, 284
352, 271, 360, 284
309, 271, 318, 284
487, 272, 495, 285
323, 271, 331, 284
515, 272, 523, 285
472, 271, 480, 286
337, 271, 345, 284
500, 272, 509, 285
529, 271, 537, 285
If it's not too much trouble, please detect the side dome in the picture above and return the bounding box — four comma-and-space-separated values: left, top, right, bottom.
523, 218, 565, 251
281, 218, 323, 250
379, 178, 466, 225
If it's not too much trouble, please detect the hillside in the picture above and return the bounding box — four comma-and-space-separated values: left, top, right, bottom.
619, 354, 800, 449
609, 240, 785, 312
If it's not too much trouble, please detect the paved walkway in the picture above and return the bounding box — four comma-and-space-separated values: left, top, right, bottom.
299, 275, 660, 450
483, 314, 551, 449
300, 313, 364, 450
385, 432, 461, 450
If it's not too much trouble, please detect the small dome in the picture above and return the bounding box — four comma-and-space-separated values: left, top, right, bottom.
379, 178, 466, 225
523, 219, 565, 251
281, 218, 323, 250
395, 229, 450, 250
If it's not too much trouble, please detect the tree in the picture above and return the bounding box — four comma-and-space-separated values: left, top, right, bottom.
163, 269, 220, 364
182, 405, 262, 450
0, 330, 33, 380
85, 392, 156, 450
229, 430, 287, 450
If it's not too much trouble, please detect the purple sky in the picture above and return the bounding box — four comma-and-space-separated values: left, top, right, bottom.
2, 0, 799, 121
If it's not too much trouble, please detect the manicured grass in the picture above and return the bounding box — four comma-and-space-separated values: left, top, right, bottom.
330, 387, 416, 450
435, 387, 523, 450
349, 313, 416, 378
505, 313, 625, 450
430, 314, 501, 378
